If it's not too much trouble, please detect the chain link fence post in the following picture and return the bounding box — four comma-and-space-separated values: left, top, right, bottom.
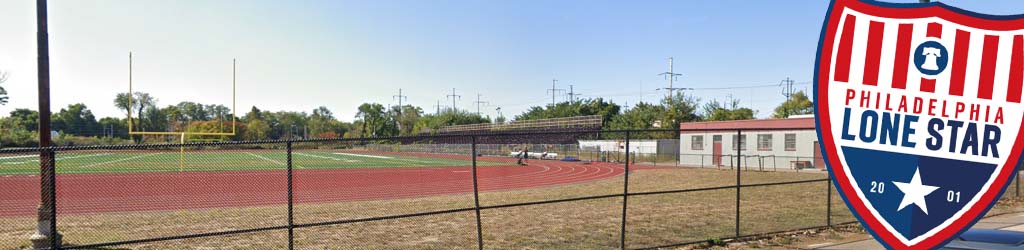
827, 178, 833, 227
471, 136, 484, 250
620, 131, 631, 250
735, 129, 742, 238
286, 141, 294, 250
48, 149, 59, 250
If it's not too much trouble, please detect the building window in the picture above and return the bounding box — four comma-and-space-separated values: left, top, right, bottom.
732, 135, 746, 151
757, 134, 772, 151
785, 133, 797, 151
713, 135, 722, 143
691, 135, 704, 150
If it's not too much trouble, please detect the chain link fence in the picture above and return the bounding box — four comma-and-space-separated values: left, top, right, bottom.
0, 129, 1020, 249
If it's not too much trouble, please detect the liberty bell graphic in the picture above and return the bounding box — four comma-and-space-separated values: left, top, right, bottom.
921, 47, 942, 71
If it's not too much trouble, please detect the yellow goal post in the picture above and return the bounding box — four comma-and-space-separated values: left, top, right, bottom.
125, 52, 238, 171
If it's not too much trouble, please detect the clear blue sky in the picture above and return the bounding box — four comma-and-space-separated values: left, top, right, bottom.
1, 0, 1022, 122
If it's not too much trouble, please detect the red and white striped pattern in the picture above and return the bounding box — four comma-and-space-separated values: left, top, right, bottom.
830, 9, 1024, 103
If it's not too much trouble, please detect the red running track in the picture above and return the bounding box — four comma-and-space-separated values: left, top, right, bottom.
0, 159, 626, 217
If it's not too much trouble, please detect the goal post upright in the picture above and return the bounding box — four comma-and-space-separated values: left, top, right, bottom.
126, 52, 238, 171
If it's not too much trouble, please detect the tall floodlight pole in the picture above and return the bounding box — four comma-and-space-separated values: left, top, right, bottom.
31, 0, 61, 248
659, 57, 683, 100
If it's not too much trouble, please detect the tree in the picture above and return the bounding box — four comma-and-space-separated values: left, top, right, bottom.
703, 97, 755, 121
244, 106, 263, 122
0, 70, 8, 105
176, 101, 208, 121
606, 102, 665, 130
114, 92, 155, 133
206, 104, 231, 121
141, 106, 168, 133
392, 105, 422, 135
659, 94, 702, 129
771, 91, 813, 118
52, 103, 100, 136
515, 98, 621, 126
97, 117, 128, 138
9, 109, 39, 131
412, 110, 490, 134
355, 103, 392, 137
243, 119, 271, 140
308, 106, 335, 138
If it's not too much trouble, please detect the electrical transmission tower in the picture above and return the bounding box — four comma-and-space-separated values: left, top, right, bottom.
446, 88, 461, 113
566, 84, 582, 102
658, 57, 684, 99
393, 88, 408, 109
474, 93, 489, 116
547, 78, 564, 106
393, 88, 408, 131
780, 77, 796, 117
434, 100, 443, 115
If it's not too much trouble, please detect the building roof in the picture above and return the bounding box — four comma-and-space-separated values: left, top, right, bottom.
679, 117, 815, 131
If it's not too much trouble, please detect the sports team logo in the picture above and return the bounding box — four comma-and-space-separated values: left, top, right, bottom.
815, 0, 1024, 249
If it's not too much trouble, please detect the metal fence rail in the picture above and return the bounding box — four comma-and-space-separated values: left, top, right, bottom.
1, 128, 1019, 249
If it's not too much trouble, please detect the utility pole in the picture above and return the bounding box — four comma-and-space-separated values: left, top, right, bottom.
658, 57, 684, 100
547, 78, 564, 106
31, 0, 61, 248
495, 106, 503, 119
393, 88, 407, 110
446, 88, 461, 113
473, 94, 489, 116
780, 77, 795, 117
566, 85, 582, 103
434, 100, 442, 115
393, 88, 407, 132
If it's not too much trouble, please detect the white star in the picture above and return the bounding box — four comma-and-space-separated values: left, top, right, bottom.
892, 167, 940, 215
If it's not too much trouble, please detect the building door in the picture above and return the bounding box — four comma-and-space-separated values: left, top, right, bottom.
712, 135, 723, 166
813, 141, 826, 169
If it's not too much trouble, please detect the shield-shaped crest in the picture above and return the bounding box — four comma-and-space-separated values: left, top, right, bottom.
815, 0, 1024, 249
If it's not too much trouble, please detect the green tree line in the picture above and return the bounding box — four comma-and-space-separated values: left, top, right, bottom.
0, 91, 812, 147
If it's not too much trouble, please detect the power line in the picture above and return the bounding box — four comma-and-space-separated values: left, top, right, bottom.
446, 88, 461, 113
688, 81, 811, 90
546, 79, 564, 106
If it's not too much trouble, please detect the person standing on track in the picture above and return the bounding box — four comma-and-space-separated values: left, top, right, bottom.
516, 148, 528, 166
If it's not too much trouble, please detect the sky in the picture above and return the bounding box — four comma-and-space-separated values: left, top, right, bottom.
2, 0, 1024, 122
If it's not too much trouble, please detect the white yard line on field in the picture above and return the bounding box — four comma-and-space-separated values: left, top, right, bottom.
0, 153, 113, 165
245, 152, 302, 168
61, 153, 114, 160
0, 155, 37, 160
81, 153, 161, 168
294, 152, 359, 162
332, 152, 394, 159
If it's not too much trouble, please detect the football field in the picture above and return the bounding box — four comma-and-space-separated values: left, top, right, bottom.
0, 150, 510, 175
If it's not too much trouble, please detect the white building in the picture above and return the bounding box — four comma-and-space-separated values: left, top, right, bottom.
678, 115, 825, 170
